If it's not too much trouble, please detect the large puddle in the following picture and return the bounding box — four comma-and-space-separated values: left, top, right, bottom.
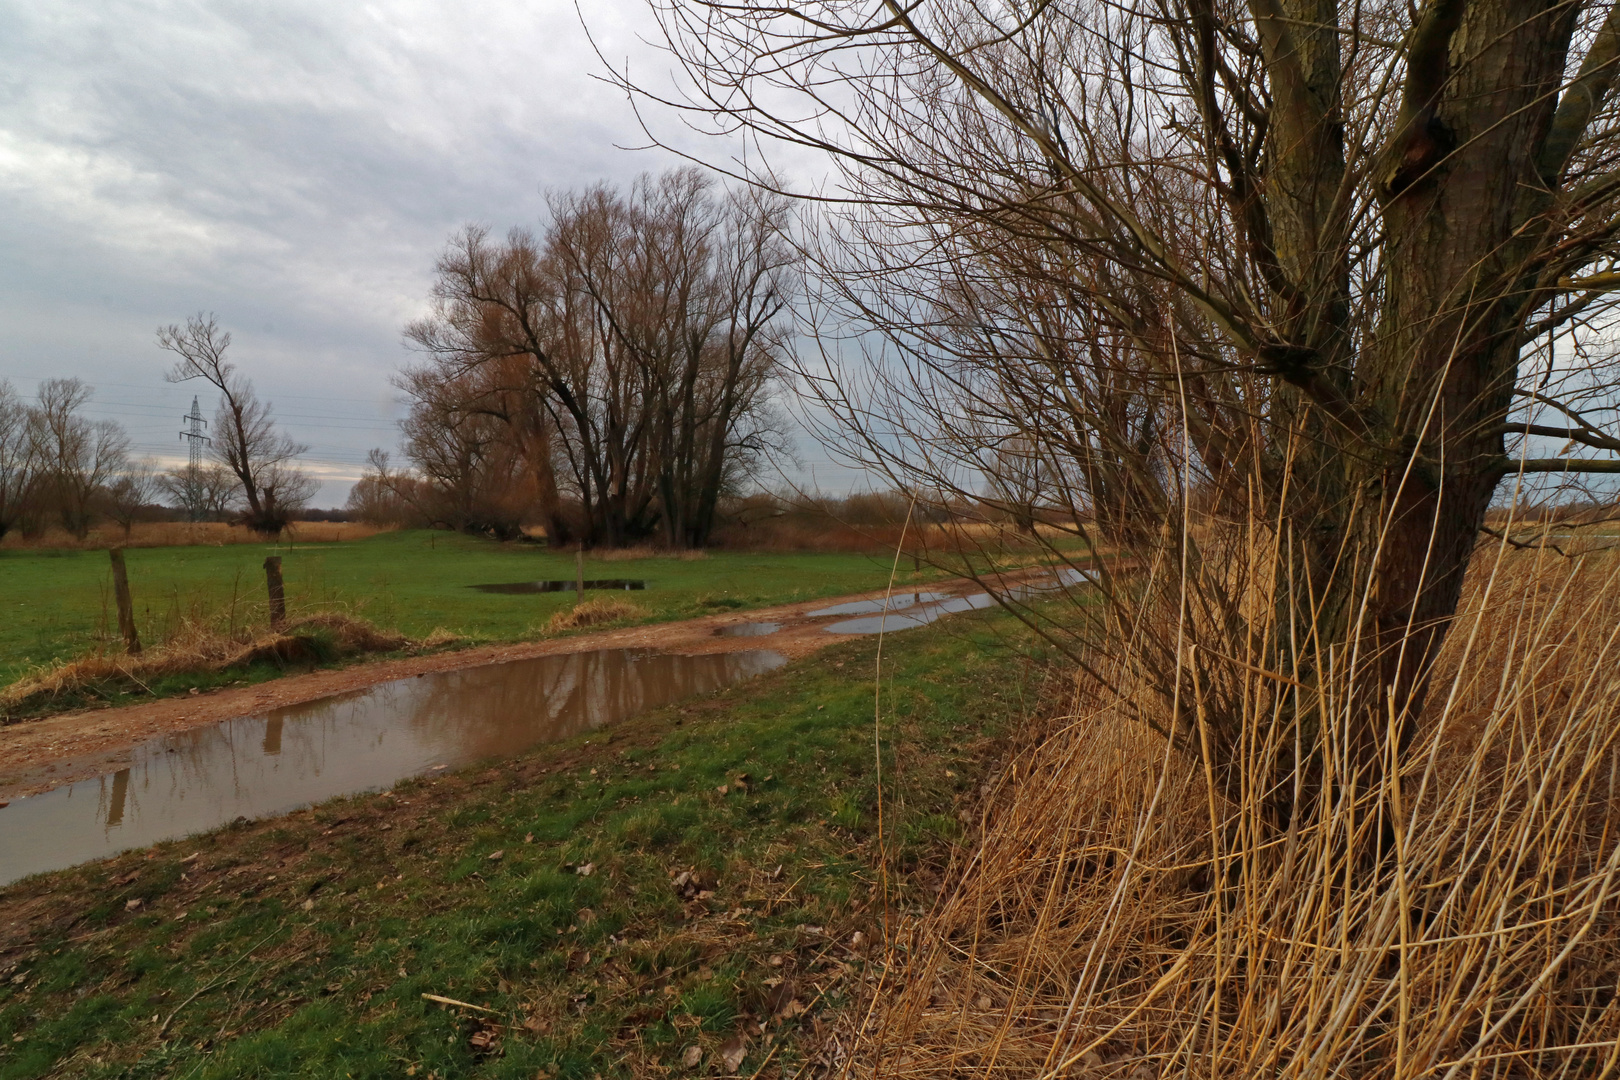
824, 568, 1096, 635
0, 648, 784, 886
806, 591, 949, 618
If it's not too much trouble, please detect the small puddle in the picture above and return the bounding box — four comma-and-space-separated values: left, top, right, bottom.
714, 622, 781, 637
825, 568, 1098, 635
0, 648, 784, 886
472, 580, 647, 594
806, 591, 949, 618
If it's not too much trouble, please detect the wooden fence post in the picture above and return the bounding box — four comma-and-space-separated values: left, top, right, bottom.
109, 548, 142, 655
264, 556, 287, 629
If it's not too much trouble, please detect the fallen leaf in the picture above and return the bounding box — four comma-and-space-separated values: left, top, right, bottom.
765, 980, 797, 1017
125, 898, 143, 912
716, 784, 729, 795
467, 1021, 501, 1054
719, 1036, 747, 1073
850, 931, 867, 949
524, 833, 534, 843
681, 1044, 703, 1068
487, 850, 505, 862
1079, 1051, 1104, 1072
302, 899, 315, 912
576, 907, 596, 924
179, 852, 200, 865
976, 994, 992, 1010
576, 862, 595, 877
566, 949, 592, 971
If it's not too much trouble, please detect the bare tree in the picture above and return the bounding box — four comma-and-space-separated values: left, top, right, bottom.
406, 169, 792, 548
393, 364, 543, 537
27, 378, 129, 539
159, 462, 239, 522
157, 315, 314, 534
0, 381, 40, 541
628, 0, 1620, 808
346, 450, 425, 526
104, 458, 160, 537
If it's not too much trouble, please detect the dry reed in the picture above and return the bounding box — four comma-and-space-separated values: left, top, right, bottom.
544, 597, 645, 632
847, 544, 1620, 1078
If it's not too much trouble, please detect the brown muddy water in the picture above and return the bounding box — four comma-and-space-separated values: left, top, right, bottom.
0, 648, 784, 886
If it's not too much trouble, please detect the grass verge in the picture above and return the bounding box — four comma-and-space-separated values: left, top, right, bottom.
0, 610, 1057, 1079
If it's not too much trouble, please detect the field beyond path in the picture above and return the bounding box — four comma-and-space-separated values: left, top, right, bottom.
0, 530, 943, 692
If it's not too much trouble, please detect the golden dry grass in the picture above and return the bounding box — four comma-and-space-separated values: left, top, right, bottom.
0, 521, 385, 550
543, 596, 645, 633
0, 612, 409, 719
848, 545, 1620, 1078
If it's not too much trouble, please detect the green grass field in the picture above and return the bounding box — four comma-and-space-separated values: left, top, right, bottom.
0, 609, 1055, 1079
0, 531, 938, 688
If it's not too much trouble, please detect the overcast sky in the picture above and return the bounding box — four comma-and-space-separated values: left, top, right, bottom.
0, 0, 855, 506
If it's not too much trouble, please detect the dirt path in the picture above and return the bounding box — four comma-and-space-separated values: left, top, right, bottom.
0, 578, 998, 802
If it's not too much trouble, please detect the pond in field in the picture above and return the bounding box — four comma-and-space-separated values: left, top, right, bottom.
0, 648, 785, 886
472, 580, 646, 594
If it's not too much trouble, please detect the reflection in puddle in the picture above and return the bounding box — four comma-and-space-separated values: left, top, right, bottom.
825, 568, 1097, 635
715, 622, 781, 637
806, 592, 949, 618
472, 580, 647, 594
0, 648, 784, 886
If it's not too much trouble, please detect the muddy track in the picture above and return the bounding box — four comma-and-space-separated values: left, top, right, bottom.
0, 575, 1035, 802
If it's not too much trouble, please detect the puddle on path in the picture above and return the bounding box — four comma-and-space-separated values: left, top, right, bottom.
806, 591, 949, 618
714, 622, 781, 637
824, 568, 1097, 635
472, 580, 646, 594
0, 648, 784, 886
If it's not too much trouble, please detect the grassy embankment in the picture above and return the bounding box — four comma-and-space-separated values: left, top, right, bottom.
0, 607, 1057, 1079
0, 530, 948, 713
